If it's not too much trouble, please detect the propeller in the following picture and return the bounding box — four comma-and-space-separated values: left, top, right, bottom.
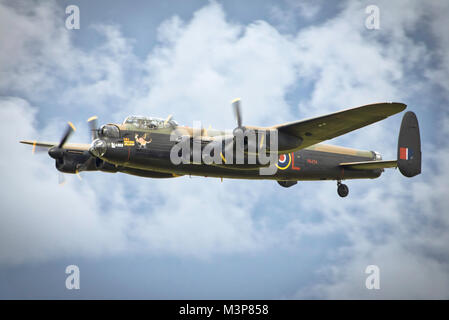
48, 122, 76, 159
35, 118, 95, 184
59, 116, 99, 181
56, 117, 97, 182
232, 98, 243, 129
58, 170, 81, 185
164, 114, 173, 127
221, 98, 262, 164
58, 122, 76, 148
221, 98, 245, 162
87, 116, 99, 141
58, 172, 66, 185
46, 121, 76, 185
75, 115, 100, 173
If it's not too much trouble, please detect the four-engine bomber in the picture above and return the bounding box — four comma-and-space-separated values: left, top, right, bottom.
21, 100, 421, 197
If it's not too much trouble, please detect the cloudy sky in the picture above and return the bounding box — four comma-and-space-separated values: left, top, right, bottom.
0, 0, 448, 299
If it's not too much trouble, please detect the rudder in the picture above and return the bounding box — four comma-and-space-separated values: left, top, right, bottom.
397, 111, 421, 177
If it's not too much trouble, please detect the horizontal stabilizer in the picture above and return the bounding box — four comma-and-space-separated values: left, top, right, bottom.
339, 160, 397, 170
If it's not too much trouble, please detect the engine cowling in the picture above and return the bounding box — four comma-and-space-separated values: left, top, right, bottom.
55, 152, 92, 173
55, 156, 78, 173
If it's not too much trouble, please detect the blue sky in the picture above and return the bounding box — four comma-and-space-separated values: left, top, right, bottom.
0, 0, 448, 299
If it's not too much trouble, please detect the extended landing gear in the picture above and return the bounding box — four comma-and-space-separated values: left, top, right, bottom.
337, 181, 349, 198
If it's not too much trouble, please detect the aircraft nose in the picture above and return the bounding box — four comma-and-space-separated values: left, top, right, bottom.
89, 139, 107, 157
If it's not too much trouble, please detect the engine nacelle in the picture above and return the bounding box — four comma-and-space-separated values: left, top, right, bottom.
55, 152, 92, 173
54, 151, 100, 173
55, 157, 78, 173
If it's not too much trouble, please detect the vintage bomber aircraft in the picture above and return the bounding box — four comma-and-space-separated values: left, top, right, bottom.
20, 100, 421, 197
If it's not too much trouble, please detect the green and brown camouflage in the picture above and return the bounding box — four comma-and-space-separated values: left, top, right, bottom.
20, 102, 422, 197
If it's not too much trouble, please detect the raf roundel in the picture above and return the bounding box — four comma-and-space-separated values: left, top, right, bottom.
276, 153, 291, 170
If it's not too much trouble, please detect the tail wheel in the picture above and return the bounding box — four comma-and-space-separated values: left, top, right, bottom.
337, 182, 349, 197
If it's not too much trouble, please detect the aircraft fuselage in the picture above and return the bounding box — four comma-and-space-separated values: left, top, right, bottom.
95, 129, 382, 181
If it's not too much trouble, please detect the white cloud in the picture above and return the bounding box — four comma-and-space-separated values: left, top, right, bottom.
132, 3, 299, 129
425, 1, 449, 101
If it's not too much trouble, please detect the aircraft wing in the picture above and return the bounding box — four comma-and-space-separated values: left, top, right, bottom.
20, 140, 90, 152
272, 102, 406, 150
339, 160, 397, 170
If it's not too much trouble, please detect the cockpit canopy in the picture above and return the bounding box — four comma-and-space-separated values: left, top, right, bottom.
123, 115, 178, 130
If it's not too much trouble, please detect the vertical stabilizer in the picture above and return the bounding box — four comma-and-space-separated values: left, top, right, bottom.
397, 111, 421, 177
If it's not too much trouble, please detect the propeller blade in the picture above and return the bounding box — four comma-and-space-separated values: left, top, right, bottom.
75, 169, 83, 181
163, 114, 173, 127
232, 98, 242, 128
87, 116, 98, 141
58, 122, 76, 149
58, 172, 66, 185
30, 141, 49, 154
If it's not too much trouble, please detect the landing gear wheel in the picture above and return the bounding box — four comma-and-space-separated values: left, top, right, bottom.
337, 182, 349, 198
